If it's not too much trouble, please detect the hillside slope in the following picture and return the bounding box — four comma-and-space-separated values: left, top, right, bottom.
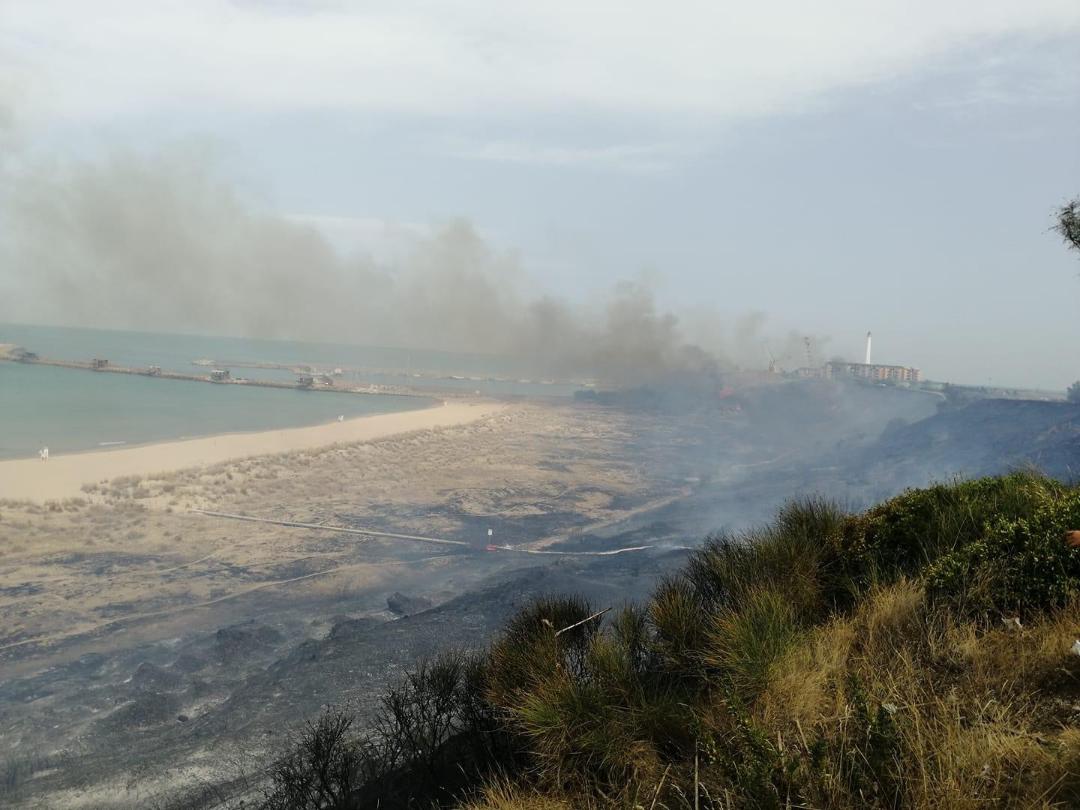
260, 472, 1080, 810
861, 398, 1080, 488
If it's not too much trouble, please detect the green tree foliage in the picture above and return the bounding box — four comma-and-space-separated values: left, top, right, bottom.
1068, 380, 1080, 404
1056, 197, 1080, 255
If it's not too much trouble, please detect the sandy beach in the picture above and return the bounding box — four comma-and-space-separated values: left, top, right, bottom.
0, 397, 701, 804
0, 400, 670, 674
0, 399, 504, 501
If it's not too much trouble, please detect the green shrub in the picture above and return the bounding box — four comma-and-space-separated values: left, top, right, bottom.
513, 675, 614, 774
487, 596, 597, 706
609, 605, 652, 673
926, 492, 1080, 614
705, 588, 800, 702
649, 577, 709, 673
506, 606, 696, 793
700, 704, 800, 810
827, 472, 1064, 604
828, 676, 903, 808
686, 498, 845, 621
698, 675, 905, 810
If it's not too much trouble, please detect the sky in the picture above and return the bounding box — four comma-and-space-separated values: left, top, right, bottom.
1, 1, 1079, 387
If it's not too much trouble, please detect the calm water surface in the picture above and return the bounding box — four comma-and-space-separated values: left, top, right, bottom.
0, 324, 495, 459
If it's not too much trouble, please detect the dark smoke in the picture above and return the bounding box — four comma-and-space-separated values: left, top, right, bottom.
0, 146, 799, 384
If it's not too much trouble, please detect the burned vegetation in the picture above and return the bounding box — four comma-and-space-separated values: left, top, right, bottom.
255, 473, 1080, 810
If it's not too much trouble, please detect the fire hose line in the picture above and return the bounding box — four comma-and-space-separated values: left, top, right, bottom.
192, 510, 653, 555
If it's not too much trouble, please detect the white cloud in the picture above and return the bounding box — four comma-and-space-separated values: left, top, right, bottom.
436, 138, 684, 174
909, 39, 1080, 113
4, 0, 1078, 128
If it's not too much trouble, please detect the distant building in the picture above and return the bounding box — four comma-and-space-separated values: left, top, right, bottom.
826, 361, 922, 384
145, 365, 162, 376
91, 358, 109, 369
296, 374, 315, 388
209, 369, 231, 382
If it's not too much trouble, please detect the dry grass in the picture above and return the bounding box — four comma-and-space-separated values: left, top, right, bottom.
419, 477, 1080, 810
461, 780, 574, 810
756, 581, 1080, 809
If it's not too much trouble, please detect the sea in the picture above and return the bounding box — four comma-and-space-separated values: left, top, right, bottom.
0, 323, 578, 460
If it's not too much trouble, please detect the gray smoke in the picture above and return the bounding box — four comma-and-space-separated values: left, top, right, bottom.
0, 146, 798, 384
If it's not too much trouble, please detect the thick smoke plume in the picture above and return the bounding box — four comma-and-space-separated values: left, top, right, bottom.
0, 146, 792, 384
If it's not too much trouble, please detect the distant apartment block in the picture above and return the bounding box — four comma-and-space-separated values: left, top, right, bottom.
826, 361, 922, 384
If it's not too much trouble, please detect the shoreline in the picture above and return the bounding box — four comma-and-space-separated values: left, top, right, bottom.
0, 392, 436, 463
0, 400, 505, 502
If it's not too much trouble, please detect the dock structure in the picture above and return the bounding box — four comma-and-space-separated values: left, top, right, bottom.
194, 358, 591, 390
0, 349, 431, 399
0, 344, 37, 361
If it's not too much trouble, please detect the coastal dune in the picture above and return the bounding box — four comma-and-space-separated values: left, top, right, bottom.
0, 400, 504, 501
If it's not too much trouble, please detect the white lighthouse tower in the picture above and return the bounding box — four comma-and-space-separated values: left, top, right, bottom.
865, 331, 873, 365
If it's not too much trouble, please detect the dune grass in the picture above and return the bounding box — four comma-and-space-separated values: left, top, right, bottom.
261, 471, 1080, 809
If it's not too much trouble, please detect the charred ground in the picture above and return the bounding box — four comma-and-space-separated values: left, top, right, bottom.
2, 380, 1078, 806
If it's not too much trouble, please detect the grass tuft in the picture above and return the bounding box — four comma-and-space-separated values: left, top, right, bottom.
257, 474, 1080, 809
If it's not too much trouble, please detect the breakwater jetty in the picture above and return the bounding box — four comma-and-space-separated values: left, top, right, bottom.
192, 358, 585, 390
0, 343, 430, 399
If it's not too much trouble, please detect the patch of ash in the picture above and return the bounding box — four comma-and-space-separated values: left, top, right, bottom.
212, 621, 284, 664
169, 653, 209, 674
128, 661, 185, 692
386, 592, 433, 616
97, 692, 184, 731
0, 582, 44, 597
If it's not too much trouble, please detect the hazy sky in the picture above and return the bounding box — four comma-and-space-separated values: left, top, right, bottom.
2, 1, 1079, 387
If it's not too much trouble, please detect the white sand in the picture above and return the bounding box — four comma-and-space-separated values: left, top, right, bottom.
0, 400, 504, 501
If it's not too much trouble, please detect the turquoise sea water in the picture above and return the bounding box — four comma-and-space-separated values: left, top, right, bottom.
0, 361, 430, 460
0, 323, 580, 396
0, 323, 574, 460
